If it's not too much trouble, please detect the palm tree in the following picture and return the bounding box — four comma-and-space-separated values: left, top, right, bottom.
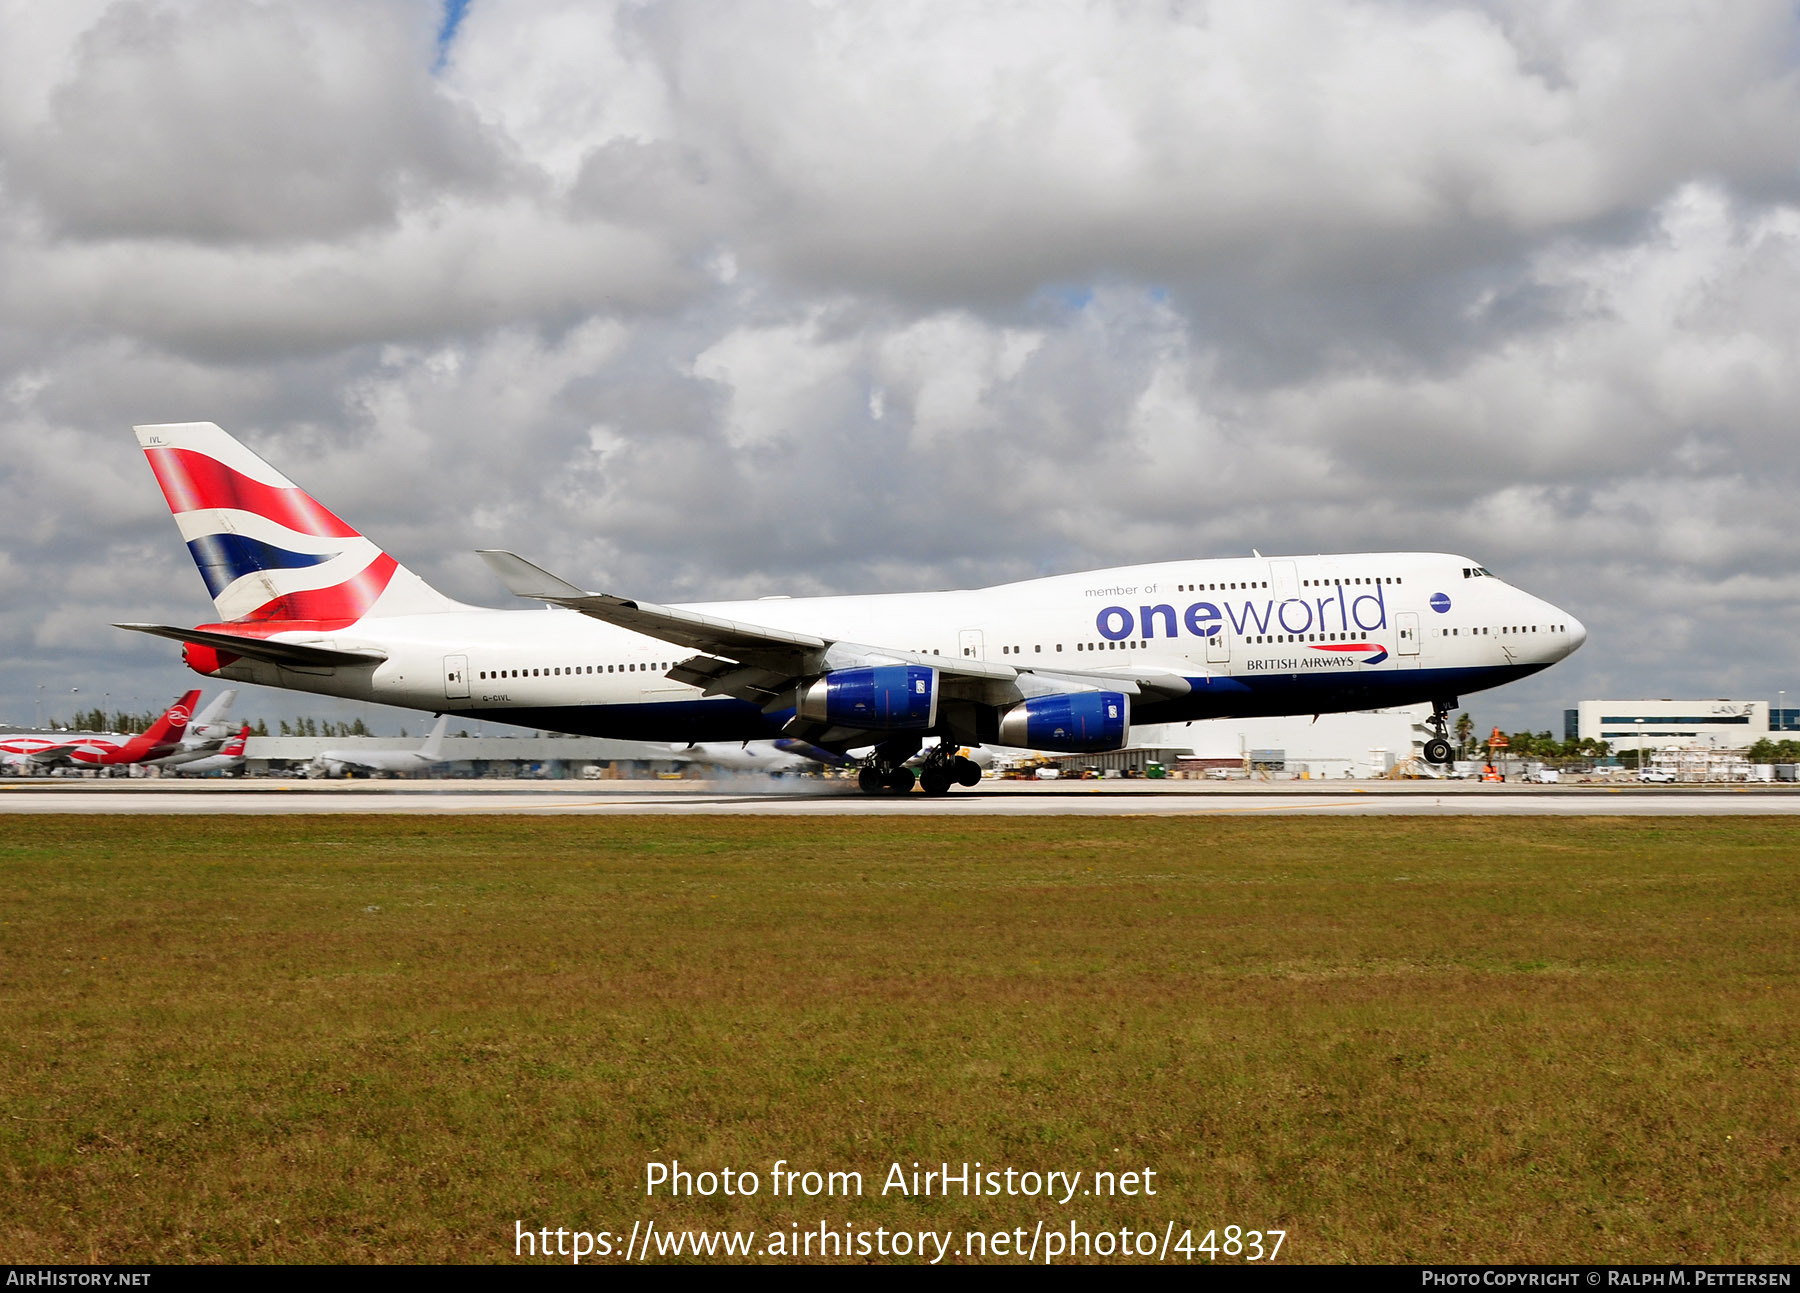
1454, 712, 1474, 758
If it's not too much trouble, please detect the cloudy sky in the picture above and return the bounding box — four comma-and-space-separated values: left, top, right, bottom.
2, 0, 1797, 734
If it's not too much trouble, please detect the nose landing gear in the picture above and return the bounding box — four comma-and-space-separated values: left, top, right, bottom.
1422, 698, 1457, 766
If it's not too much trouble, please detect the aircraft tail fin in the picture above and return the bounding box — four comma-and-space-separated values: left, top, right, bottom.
418, 713, 451, 762
116, 689, 202, 762
134, 422, 462, 627
191, 688, 237, 730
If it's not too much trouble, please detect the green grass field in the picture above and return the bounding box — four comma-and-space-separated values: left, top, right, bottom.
0, 816, 1794, 1264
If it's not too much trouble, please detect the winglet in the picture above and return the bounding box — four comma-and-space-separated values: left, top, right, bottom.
476, 550, 592, 601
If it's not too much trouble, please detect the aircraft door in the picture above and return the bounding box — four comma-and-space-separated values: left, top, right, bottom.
444, 654, 470, 699
1396, 613, 1420, 668
958, 630, 985, 660
1206, 626, 1229, 665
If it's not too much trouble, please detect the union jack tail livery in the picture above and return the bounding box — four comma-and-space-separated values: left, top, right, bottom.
135, 422, 459, 628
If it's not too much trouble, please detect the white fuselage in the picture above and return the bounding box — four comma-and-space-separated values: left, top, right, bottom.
311, 751, 441, 776
672, 742, 819, 773
194, 552, 1583, 743
169, 750, 246, 776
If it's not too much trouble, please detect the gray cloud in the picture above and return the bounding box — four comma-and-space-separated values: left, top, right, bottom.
7, 0, 510, 243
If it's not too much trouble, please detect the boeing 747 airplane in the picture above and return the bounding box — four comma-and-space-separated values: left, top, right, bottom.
117, 423, 1585, 794
167, 724, 250, 777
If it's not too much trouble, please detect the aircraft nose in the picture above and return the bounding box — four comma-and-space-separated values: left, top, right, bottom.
1559, 608, 1587, 656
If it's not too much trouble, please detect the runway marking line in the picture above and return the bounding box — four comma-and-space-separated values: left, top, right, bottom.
413, 796, 1380, 814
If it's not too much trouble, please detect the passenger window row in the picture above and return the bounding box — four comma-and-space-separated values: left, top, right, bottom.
1436, 626, 1570, 637
478, 662, 673, 680
1173, 576, 1400, 591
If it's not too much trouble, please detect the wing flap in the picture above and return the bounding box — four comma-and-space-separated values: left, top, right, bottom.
1018, 667, 1195, 700
668, 656, 796, 702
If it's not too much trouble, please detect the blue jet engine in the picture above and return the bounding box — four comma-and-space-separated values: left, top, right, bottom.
797, 665, 938, 730
997, 692, 1129, 753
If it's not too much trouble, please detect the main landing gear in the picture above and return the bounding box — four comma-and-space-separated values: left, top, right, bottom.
858, 764, 915, 794
856, 740, 984, 795
915, 745, 984, 796
858, 737, 920, 795
1422, 698, 1457, 766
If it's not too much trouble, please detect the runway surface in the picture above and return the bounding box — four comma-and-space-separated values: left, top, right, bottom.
4, 777, 1800, 815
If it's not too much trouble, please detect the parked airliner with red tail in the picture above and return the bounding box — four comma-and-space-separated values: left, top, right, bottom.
1, 690, 200, 772
165, 724, 250, 777
117, 423, 1584, 794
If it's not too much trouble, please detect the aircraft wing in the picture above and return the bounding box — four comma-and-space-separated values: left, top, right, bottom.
114, 624, 388, 669
478, 550, 1016, 683
1017, 666, 1195, 701
13, 743, 87, 765
478, 550, 825, 668
477, 552, 1195, 740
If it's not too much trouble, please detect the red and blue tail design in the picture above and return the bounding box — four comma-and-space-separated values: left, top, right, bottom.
135, 423, 457, 628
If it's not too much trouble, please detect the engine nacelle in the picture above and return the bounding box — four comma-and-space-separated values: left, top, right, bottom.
797, 665, 937, 730
997, 691, 1129, 753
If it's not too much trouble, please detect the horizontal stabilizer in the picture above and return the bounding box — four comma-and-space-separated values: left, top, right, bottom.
114, 623, 387, 669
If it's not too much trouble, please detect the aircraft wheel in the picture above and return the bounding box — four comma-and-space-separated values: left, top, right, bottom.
858, 767, 883, 793
919, 766, 952, 796
1423, 737, 1452, 765
886, 766, 916, 793
954, 757, 982, 787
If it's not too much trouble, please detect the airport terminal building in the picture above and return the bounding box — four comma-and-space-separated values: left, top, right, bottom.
1570, 700, 1777, 751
